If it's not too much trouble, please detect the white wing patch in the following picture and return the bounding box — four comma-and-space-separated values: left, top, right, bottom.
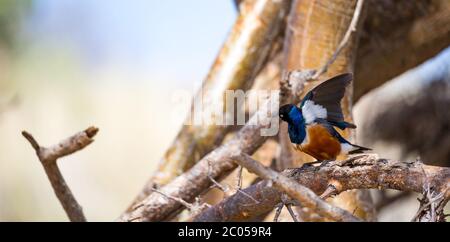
301, 100, 327, 124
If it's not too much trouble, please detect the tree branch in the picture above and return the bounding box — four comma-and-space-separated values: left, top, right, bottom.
119, 0, 374, 222
119, 0, 370, 222
127, 0, 291, 211
281, 0, 374, 221
231, 154, 361, 222
118, 98, 279, 222
312, 0, 365, 79
193, 154, 449, 222
22, 127, 98, 222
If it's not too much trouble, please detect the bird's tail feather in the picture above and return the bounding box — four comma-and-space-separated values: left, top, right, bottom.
329, 121, 357, 130
348, 144, 371, 154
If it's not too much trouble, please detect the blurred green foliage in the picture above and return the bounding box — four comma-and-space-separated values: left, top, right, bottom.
0, 0, 31, 50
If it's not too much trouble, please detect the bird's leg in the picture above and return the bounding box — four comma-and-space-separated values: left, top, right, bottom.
301, 159, 334, 169
318, 159, 332, 167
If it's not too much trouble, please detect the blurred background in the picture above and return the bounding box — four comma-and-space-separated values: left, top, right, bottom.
0, 0, 449, 222
0, 0, 236, 221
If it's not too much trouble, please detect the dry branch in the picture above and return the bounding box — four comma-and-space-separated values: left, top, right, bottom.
413, 182, 448, 222
281, 0, 374, 220
241, 0, 450, 103
22, 127, 99, 222
312, 0, 366, 79
232, 154, 361, 222
119, 0, 369, 222
127, 0, 291, 211
118, 98, 278, 222
193, 154, 449, 222
119, 70, 319, 222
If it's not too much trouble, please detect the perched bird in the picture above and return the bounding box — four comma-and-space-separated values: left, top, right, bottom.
279, 73, 370, 161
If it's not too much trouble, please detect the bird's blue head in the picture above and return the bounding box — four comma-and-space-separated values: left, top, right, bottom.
279, 104, 306, 144
279, 104, 303, 124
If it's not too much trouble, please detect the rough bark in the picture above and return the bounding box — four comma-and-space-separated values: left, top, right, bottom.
194, 154, 450, 222
232, 154, 362, 222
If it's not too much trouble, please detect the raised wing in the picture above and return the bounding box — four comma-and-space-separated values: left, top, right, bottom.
300, 73, 355, 128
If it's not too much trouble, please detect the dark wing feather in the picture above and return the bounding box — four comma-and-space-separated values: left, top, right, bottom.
300, 73, 353, 123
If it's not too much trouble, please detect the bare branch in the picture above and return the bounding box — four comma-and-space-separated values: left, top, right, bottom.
273, 203, 283, 222
285, 203, 300, 222
207, 161, 259, 204
126, 0, 291, 211
21, 127, 99, 222
282, 0, 372, 220
231, 154, 361, 222
320, 184, 339, 200
312, 0, 365, 79
120, 0, 369, 222
118, 98, 279, 222
119, 61, 322, 222
412, 173, 449, 222
194, 154, 449, 222
236, 165, 244, 189
150, 188, 195, 211
150, 188, 210, 221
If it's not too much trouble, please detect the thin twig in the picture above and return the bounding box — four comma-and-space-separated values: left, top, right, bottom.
148, 188, 211, 222
412, 185, 446, 222
285, 204, 300, 222
150, 188, 194, 211
236, 165, 244, 189
320, 184, 339, 200
273, 203, 283, 222
22, 127, 99, 222
207, 161, 259, 204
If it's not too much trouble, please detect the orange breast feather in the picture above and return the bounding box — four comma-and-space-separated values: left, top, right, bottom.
295, 124, 341, 160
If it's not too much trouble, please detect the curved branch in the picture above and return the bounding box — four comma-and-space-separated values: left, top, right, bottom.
193, 154, 449, 222
231, 154, 361, 222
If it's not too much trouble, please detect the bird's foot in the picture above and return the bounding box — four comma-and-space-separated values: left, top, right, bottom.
318, 160, 332, 167
300, 160, 322, 168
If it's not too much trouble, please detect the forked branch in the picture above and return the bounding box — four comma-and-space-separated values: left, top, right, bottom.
22, 127, 99, 222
